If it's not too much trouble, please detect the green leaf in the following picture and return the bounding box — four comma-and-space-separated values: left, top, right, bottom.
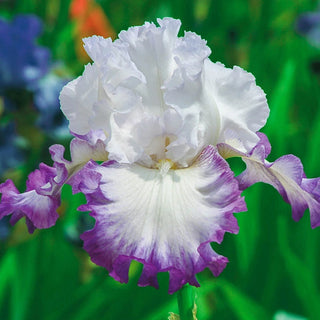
277, 215, 320, 318
177, 285, 197, 320
10, 241, 38, 320
235, 184, 262, 275
265, 59, 296, 155
306, 100, 320, 174
0, 251, 15, 310
217, 279, 270, 320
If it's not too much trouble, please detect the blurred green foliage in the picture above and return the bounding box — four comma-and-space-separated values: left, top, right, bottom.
1, 0, 320, 319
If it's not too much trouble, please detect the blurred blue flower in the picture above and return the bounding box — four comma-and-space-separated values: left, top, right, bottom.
0, 14, 50, 92
296, 9, 320, 46
0, 14, 70, 140
0, 121, 25, 175
0, 216, 10, 241
34, 71, 70, 138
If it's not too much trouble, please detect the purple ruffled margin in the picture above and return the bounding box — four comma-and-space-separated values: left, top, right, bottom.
0, 163, 60, 233
71, 145, 246, 293
218, 132, 320, 228
0, 136, 108, 233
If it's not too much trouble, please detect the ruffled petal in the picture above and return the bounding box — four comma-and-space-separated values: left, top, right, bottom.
60, 18, 217, 168
74, 145, 246, 293
204, 61, 269, 153
59, 63, 103, 135
0, 167, 60, 233
49, 136, 108, 176
0, 137, 108, 232
218, 133, 320, 228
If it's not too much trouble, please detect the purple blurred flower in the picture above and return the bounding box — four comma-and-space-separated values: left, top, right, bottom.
1, 18, 320, 293
296, 9, 320, 46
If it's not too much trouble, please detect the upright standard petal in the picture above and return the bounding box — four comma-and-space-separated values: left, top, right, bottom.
203, 61, 269, 153
74, 146, 246, 293
218, 133, 320, 228
60, 18, 218, 168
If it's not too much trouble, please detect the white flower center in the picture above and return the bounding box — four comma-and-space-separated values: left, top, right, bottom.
156, 159, 175, 176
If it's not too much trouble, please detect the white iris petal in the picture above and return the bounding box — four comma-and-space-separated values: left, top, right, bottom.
60, 18, 268, 169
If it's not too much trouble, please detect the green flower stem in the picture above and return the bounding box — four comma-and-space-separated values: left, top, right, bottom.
177, 284, 197, 320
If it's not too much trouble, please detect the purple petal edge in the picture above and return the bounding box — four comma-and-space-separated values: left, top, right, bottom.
73, 146, 246, 293
0, 167, 60, 232
230, 132, 320, 228
0, 137, 108, 233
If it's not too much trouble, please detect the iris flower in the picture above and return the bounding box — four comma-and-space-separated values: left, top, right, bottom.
1, 18, 320, 293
